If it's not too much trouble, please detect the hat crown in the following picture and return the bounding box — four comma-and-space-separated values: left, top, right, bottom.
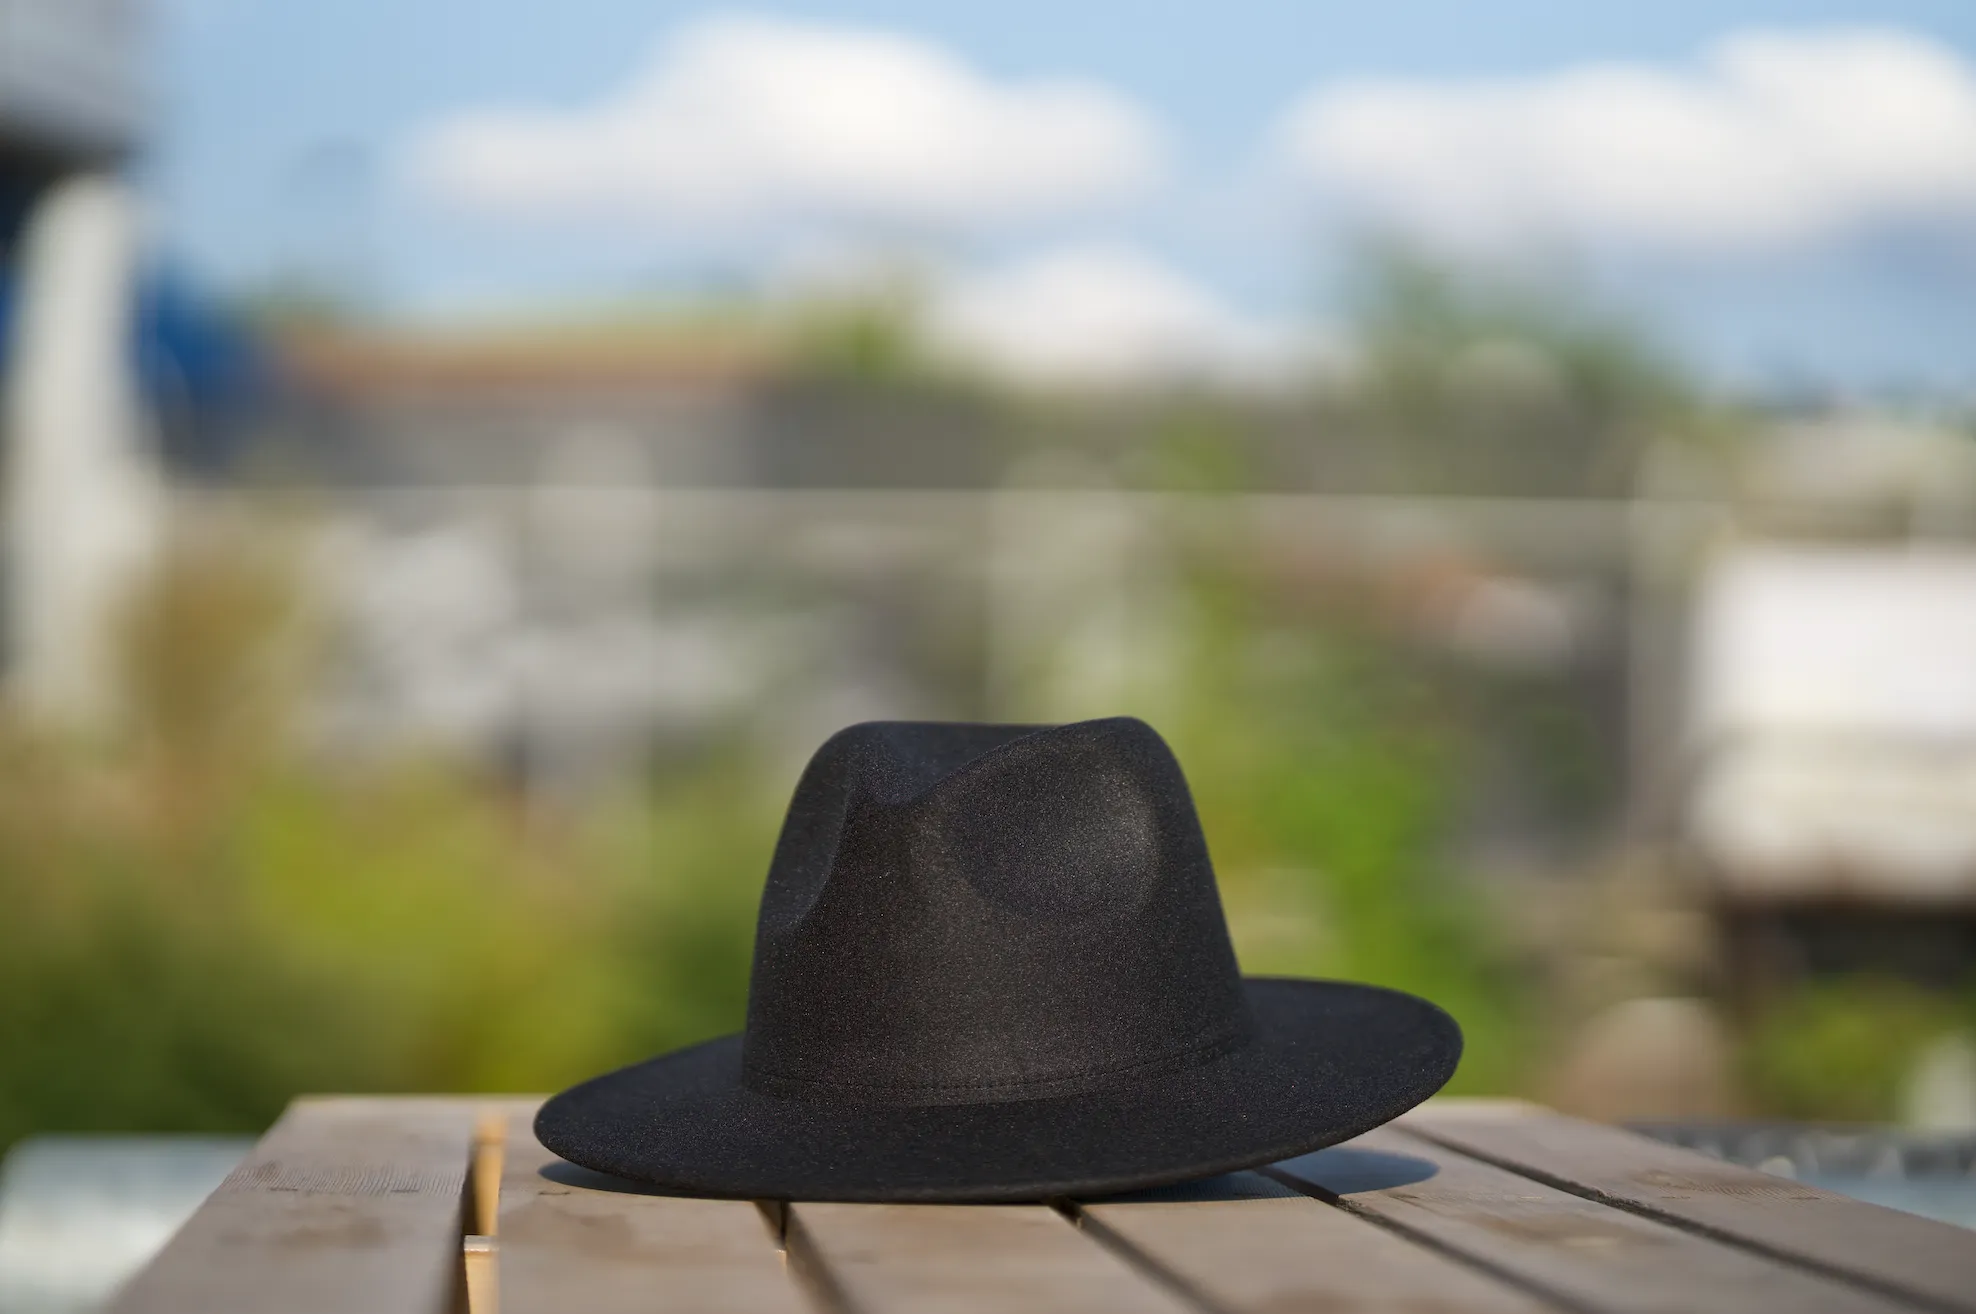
741, 717, 1251, 1106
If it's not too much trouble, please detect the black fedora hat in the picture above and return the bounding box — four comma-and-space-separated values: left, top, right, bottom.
536, 717, 1460, 1201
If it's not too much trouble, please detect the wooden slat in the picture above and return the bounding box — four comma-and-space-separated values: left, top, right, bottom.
497, 1115, 809, 1314
1269, 1127, 1920, 1314
787, 1201, 1193, 1314
463, 1237, 496, 1314
1405, 1110, 1976, 1314
109, 1097, 478, 1314
1075, 1170, 1552, 1314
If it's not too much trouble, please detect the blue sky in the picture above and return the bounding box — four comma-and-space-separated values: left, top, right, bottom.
150, 1, 1976, 389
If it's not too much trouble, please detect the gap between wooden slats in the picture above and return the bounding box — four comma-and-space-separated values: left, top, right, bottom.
785, 1199, 1199, 1314
1066, 1167, 1555, 1314
1400, 1110, 1976, 1314
494, 1113, 807, 1314
1266, 1126, 1924, 1314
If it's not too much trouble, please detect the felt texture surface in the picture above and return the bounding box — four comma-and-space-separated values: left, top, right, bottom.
537, 717, 1462, 1201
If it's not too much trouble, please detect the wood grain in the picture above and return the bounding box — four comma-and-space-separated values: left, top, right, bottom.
1268, 1127, 1919, 1314
108, 1094, 1976, 1314
1404, 1110, 1976, 1314
787, 1200, 1192, 1314
497, 1115, 808, 1314
108, 1097, 479, 1314
1076, 1169, 1552, 1314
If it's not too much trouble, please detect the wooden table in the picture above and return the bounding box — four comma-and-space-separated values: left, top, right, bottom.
108, 1096, 1976, 1314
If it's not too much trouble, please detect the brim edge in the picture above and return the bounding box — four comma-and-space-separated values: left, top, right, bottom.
535, 977, 1463, 1202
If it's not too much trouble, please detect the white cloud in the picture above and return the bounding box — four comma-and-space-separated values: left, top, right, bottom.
404, 13, 1163, 235
922, 246, 1300, 388
1276, 28, 1976, 251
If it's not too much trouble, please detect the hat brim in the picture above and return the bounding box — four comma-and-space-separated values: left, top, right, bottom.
533, 978, 1461, 1202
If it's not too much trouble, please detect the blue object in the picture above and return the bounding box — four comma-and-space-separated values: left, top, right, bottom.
0, 260, 271, 475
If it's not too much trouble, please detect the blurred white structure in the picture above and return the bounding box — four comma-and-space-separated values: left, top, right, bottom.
0, 1136, 248, 1314
1, 173, 164, 731
1903, 1033, 1976, 1133
1688, 547, 1976, 902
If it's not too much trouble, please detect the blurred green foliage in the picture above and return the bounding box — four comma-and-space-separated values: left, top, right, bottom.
1337, 245, 1698, 497
0, 731, 782, 1149
1, 252, 1964, 1154
0, 546, 781, 1150
1147, 542, 1539, 1095
0, 498, 1544, 1148
1744, 978, 1976, 1122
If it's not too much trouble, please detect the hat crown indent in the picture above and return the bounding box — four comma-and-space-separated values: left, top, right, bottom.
740, 717, 1251, 1106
